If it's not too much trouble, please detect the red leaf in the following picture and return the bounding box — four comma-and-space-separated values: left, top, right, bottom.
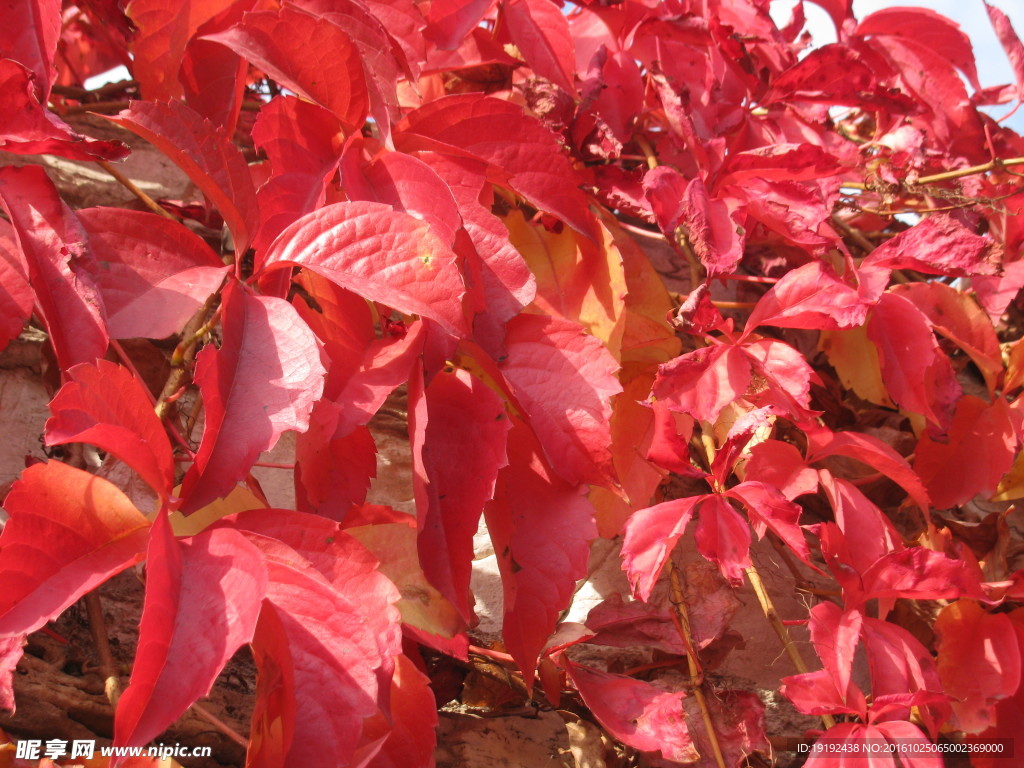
179, 1, 251, 135
641, 165, 687, 233
500, 313, 620, 487
485, 423, 595, 680
652, 343, 751, 424
410, 367, 509, 621
866, 292, 961, 431
0, 222, 32, 352
331, 321, 428, 435
3, 0, 61, 97
860, 547, 985, 605
806, 427, 930, 512
179, 281, 326, 514
0, 60, 128, 160
727, 481, 811, 565
855, 7, 980, 91
416, 151, 536, 347
809, 603, 863, 706
764, 44, 918, 112
398, 95, 598, 241
0, 462, 149, 636
115, 513, 268, 747
251, 96, 343, 254
745, 440, 819, 500
563, 660, 698, 764
201, 7, 369, 132
892, 282, 1003, 396
745, 260, 884, 333
0, 636, 24, 713
715, 144, 849, 187
861, 616, 949, 732
781, 669, 864, 718
872, 721, 944, 768
622, 496, 702, 602
295, 414, 377, 520
105, 100, 258, 252
914, 396, 1016, 509
288, 0, 409, 141
818, 471, 902, 573
362, 653, 438, 768
78, 208, 228, 340
341, 142, 461, 246
694, 494, 752, 586
126, 0, 238, 102
646, 400, 699, 477
504, 0, 576, 94
864, 215, 1000, 277
246, 529, 400, 767
936, 600, 1022, 734
45, 360, 174, 498
291, 271, 375, 402
260, 201, 469, 336
986, 2, 1024, 101
425, 0, 493, 49
0, 165, 108, 371
676, 176, 745, 276
741, 338, 816, 420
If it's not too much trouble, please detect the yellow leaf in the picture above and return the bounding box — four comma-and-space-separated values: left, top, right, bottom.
166, 483, 268, 536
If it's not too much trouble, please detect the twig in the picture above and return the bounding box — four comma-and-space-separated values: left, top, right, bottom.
97, 160, 178, 221
911, 156, 1024, 186
155, 291, 222, 421
744, 565, 836, 730
62, 100, 130, 115
667, 561, 728, 768
190, 702, 248, 749
84, 591, 121, 708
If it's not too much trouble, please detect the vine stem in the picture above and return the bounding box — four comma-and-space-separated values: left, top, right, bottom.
744, 565, 836, 731
96, 160, 178, 221
667, 560, 728, 768
84, 591, 121, 708
190, 702, 248, 749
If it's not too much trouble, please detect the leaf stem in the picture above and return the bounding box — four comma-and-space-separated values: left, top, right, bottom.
667, 560, 728, 768
84, 591, 121, 708
96, 160, 178, 221
743, 564, 836, 730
